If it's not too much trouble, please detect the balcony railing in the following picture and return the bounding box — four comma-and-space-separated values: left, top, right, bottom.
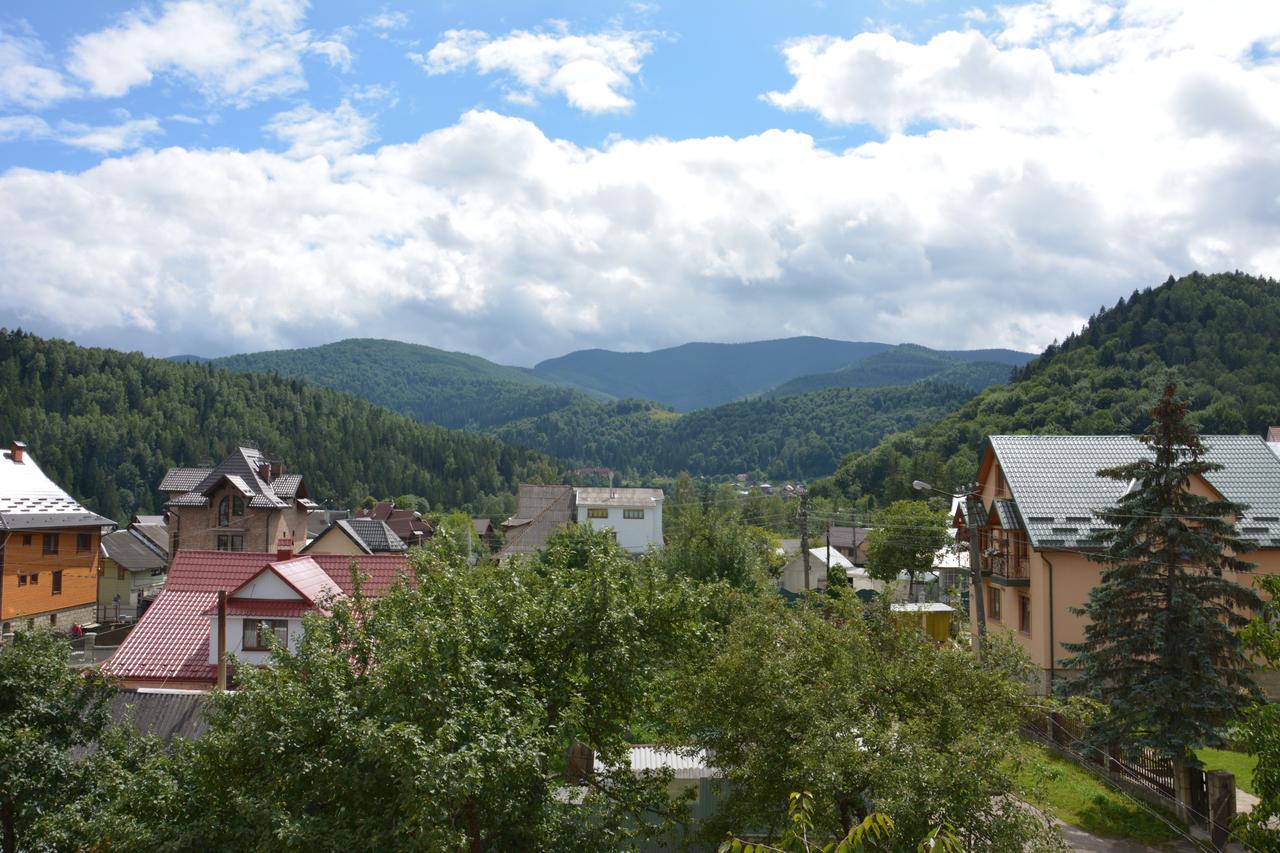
985, 550, 1030, 581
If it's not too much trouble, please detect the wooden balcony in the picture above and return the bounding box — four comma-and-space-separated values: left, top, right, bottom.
984, 550, 1030, 587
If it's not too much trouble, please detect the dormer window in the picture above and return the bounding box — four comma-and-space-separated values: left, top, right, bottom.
218, 496, 230, 526
232, 496, 244, 517
242, 619, 288, 651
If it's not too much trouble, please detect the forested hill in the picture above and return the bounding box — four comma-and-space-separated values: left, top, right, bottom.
532, 337, 1032, 411
831, 271, 1280, 505
209, 338, 595, 431
490, 382, 978, 480
767, 344, 1016, 397
0, 331, 560, 522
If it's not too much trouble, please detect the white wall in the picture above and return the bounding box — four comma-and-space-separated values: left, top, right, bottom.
207, 615, 303, 664
575, 502, 663, 554
781, 553, 830, 593
233, 570, 301, 600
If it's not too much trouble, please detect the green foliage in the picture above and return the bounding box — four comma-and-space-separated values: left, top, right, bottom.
864, 501, 949, 594
494, 383, 979, 481
836, 272, 1280, 503
1059, 382, 1263, 763
58, 527, 705, 851
718, 792, 961, 853
768, 344, 1015, 397
0, 631, 115, 853
1235, 573, 1280, 847
665, 595, 1060, 849
0, 329, 560, 521
657, 483, 782, 588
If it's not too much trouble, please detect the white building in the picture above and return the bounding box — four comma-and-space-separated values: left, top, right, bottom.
573, 487, 664, 554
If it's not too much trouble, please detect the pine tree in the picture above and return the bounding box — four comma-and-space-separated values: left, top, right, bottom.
1060, 381, 1263, 766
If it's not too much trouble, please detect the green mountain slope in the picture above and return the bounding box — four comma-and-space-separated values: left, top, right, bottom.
491, 382, 979, 480
833, 271, 1280, 505
768, 344, 1015, 396
209, 338, 597, 430
0, 331, 559, 521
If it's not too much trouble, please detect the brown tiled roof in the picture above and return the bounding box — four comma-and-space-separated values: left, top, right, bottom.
498, 485, 575, 558
826, 526, 870, 550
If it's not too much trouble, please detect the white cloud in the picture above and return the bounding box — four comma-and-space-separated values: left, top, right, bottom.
265, 100, 374, 159
365, 10, 409, 33
308, 36, 353, 71
0, 25, 78, 108
0, 113, 161, 151
417, 26, 652, 113
66, 0, 314, 105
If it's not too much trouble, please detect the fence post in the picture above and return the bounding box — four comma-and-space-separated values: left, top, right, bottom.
1206, 770, 1235, 848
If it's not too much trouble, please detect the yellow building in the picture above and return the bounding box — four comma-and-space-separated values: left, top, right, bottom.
1, 441, 114, 632
961, 434, 1280, 694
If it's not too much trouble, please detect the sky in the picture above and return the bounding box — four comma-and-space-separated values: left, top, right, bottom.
0, 0, 1277, 366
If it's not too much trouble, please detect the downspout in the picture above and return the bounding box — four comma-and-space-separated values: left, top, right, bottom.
0, 532, 9, 629
1044, 553, 1055, 694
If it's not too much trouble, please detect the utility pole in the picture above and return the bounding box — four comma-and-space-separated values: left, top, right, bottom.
966, 490, 988, 656
800, 491, 811, 591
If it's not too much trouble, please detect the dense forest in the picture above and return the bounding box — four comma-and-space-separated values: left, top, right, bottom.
210, 338, 595, 431
766, 344, 1016, 396
0, 331, 560, 522
492, 382, 979, 480
828, 272, 1280, 505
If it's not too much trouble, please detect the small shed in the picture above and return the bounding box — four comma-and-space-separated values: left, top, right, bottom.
891, 602, 954, 642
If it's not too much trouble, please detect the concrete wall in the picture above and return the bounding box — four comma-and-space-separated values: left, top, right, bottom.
575, 503, 663, 554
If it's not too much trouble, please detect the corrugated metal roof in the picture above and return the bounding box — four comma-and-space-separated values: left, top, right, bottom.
201, 598, 317, 618
600, 746, 717, 779
574, 487, 664, 507
105, 550, 411, 685
989, 434, 1280, 549
827, 526, 870, 550
101, 528, 167, 571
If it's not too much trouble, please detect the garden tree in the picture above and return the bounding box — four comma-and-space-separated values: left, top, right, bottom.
864, 501, 949, 599
0, 631, 114, 853
665, 593, 1060, 850
718, 792, 960, 853
1235, 573, 1280, 847
658, 498, 777, 589
1059, 382, 1263, 770
63, 528, 705, 851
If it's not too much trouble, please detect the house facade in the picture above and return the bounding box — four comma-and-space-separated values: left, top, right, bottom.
0, 441, 113, 632
573, 488, 664, 554
499, 485, 577, 560
106, 546, 410, 690
301, 518, 408, 556
963, 434, 1280, 694
99, 520, 169, 614
354, 501, 431, 547
160, 446, 316, 555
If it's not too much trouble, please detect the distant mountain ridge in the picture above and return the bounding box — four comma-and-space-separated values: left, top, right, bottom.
768, 344, 1017, 397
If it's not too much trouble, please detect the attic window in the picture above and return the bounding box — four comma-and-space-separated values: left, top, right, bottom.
243, 619, 288, 651
218, 496, 230, 526
232, 496, 245, 516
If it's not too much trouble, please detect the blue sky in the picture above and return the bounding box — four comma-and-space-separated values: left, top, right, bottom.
1, 1, 1277, 364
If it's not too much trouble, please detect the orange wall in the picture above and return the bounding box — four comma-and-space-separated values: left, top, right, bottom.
2, 528, 101, 620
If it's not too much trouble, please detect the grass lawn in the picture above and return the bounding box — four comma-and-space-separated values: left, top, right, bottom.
1195, 748, 1257, 796
1013, 742, 1184, 845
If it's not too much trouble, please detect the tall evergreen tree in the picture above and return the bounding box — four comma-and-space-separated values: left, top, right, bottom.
1060, 381, 1263, 766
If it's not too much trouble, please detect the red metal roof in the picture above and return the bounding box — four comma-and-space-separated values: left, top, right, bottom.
229, 556, 340, 604
201, 598, 317, 618
105, 550, 411, 686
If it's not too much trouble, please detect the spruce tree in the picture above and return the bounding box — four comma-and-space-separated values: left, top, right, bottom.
1060, 381, 1263, 766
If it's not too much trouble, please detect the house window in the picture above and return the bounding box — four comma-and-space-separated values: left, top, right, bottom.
1018, 596, 1031, 634
17, 574, 26, 587
117, 565, 127, 581
216, 534, 244, 552
42, 533, 58, 555
988, 587, 1002, 622
150, 567, 166, 577
243, 619, 288, 651
623, 509, 645, 520
232, 495, 245, 517
49, 613, 56, 627
217, 496, 230, 526
587, 508, 609, 519
51, 571, 62, 595
76, 532, 92, 552
21, 534, 30, 546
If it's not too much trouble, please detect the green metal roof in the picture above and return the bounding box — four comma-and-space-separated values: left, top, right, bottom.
987, 434, 1280, 550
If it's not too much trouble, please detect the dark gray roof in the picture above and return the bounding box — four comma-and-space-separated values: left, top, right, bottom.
106, 690, 209, 742
827, 526, 870, 550
271, 474, 304, 498
988, 434, 1280, 549
159, 467, 211, 493
131, 522, 169, 556
101, 528, 167, 571
307, 509, 349, 538
991, 498, 1023, 530
342, 518, 407, 552
164, 447, 297, 510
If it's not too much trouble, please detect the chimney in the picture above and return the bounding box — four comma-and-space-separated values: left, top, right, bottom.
9, 441, 25, 463
276, 537, 294, 562
270, 461, 282, 479
258, 461, 272, 483
1267, 426, 1280, 444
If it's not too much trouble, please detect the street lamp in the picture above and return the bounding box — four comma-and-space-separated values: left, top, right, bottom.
913, 479, 987, 654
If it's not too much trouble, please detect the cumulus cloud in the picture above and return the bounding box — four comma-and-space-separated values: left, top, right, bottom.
416, 26, 652, 113
0, 113, 161, 151
264, 100, 375, 158
365, 10, 409, 33
65, 0, 314, 105
0, 25, 78, 108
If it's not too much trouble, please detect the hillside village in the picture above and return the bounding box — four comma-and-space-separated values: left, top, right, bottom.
3, 273, 1280, 849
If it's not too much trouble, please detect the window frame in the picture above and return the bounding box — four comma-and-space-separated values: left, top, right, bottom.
217, 496, 231, 527
216, 534, 244, 552
76, 532, 92, 553
242, 618, 289, 651
988, 586, 1002, 622
622, 508, 645, 520
586, 507, 609, 519
232, 495, 245, 517
17, 574, 27, 587
42, 533, 58, 555
1018, 594, 1031, 634
51, 570, 62, 595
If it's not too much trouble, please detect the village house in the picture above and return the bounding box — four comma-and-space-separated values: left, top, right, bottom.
573, 487, 664, 555
354, 501, 432, 547
300, 517, 408, 556
962, 433, 1280, 694
160, 446, 316, 555
98, 518, 169, 618
499, 484, 576, 559
105, 543, 410, 690
825, 525, 871, 565
0, 440, 114, 632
